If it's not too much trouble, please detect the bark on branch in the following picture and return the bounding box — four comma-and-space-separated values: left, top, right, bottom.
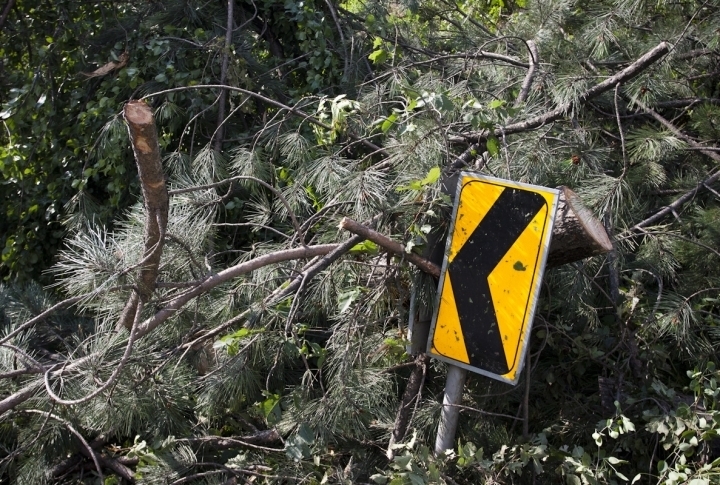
119, 101, 169, 330
135, 244, 341, 338
338, 218, 441, 277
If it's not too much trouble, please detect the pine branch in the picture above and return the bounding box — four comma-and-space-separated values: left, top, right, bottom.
0, 295, 83, 346
43, 301, 144, 406
265, 234, 365, 305
515, 40, 538, 106
135, 244, 341, 338
176, 233, 367, 353
624, 99, 720, 231
22, 409, 104, 482
636, 101, 720, 162
0, 244, 345, 416
453, 41, 670, 144
169, 175, 304, 244
628, 169, 720, 231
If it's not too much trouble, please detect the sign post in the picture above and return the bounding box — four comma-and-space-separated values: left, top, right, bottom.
429, 173, 559, 454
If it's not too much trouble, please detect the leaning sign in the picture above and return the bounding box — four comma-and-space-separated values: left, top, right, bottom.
427, 173, 559, 384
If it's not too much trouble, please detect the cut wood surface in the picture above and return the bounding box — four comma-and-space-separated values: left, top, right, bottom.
546, 186, 613, 268
119, 100, 169, 329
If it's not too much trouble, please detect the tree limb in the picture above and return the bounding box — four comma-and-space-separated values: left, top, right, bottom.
454, 41, 670, 144
628, 169, 720, 232
135, 244, 341, 339
338, 217, 441, 277
515, 40, 538, 106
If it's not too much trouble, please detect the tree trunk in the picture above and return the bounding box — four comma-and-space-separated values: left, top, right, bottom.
545, 186, 613, 268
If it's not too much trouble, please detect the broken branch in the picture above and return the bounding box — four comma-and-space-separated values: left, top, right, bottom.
338, 217, 441, 277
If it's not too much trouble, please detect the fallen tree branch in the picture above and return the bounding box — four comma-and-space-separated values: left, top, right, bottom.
515, 40, 538, 106
454, 41, 670, 144
338, 217, 441, 277
628, 169, 720, 232
181, 429, 283, 452
135, 244, 341, 339
0, 244, 344, 416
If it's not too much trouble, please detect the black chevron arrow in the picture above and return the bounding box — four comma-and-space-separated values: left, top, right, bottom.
447, 184, 546, 374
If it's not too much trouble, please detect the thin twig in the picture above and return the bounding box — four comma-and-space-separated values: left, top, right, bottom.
43, 301, 143, 406
141, 85, 387, 156
22, 409, 104, 482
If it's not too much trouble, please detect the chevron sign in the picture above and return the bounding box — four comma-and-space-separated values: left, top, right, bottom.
427, 173, 559, 384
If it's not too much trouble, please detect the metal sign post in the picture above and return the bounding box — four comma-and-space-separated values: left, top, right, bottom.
429, 173, 559, 454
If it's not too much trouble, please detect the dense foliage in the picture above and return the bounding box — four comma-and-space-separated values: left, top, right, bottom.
1, 0, 720, 483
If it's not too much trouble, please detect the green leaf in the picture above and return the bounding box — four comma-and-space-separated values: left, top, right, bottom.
489, 99, 506, 109
566, 474, 582, 485
381, 113, 398, 133
395, 167, 441, 192
421, 166, 441, 185
369, 49, 388, 64
349, 240, 379, 254
338, 288, 362, 313
487, 136, 500, 156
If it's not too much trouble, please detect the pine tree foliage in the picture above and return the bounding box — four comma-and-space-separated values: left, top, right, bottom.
1, 0, 720, 482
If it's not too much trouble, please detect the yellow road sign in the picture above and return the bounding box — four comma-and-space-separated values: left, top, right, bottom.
427, 173, 559, 384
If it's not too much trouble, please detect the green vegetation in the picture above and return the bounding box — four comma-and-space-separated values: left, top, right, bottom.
1, 0, 719, 483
